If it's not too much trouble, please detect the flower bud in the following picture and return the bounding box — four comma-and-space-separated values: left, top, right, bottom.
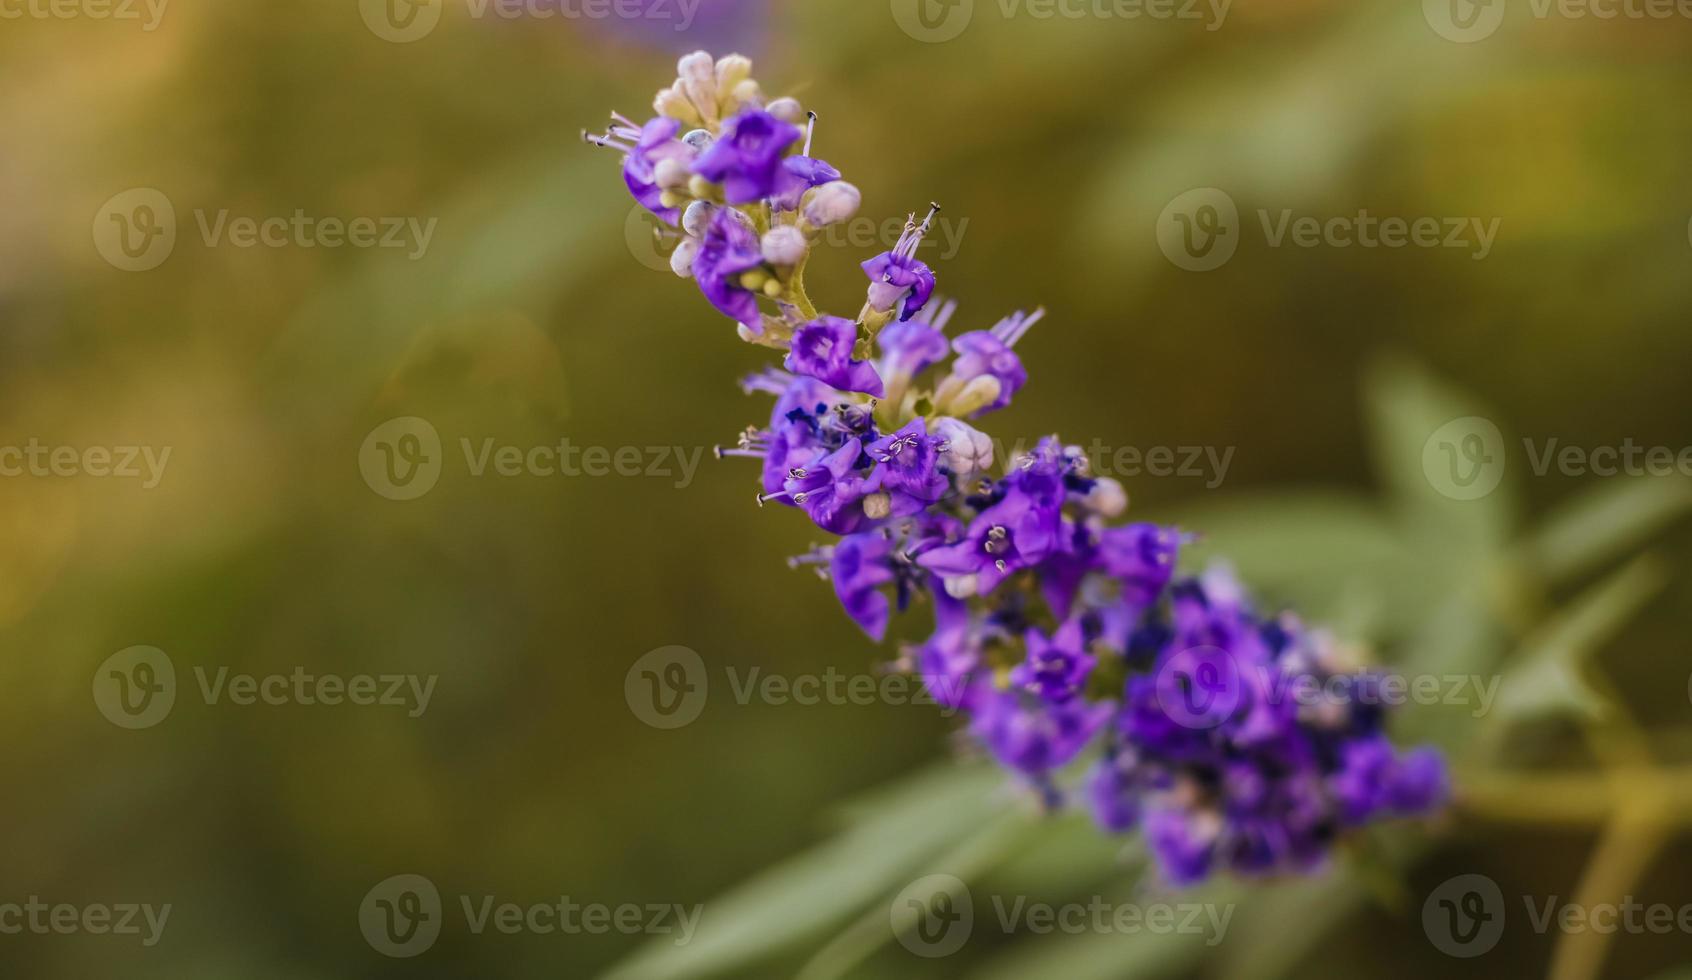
682, 200, 715, 239
653, 158, 690, 190
730, 79, 763, 109
803, 181, 861, 228
677, 51, 715, 84
947, 376, 1003, 418
715, 54, 753, 93
655, 84, 700, 126
765, 97, 804, 123
863, 493, 893, 520
942, 575, 979, 600
670, 238, 699, 278
934, 417, 995, 476
1082, 477, 1129, 518
681, 128, 714, 150
761, 226, 807, 266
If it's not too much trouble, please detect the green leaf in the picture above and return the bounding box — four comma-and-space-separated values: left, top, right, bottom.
1522, 477, 1692, 586
1492, 554, 1669, 723
598, 764, 1005, 980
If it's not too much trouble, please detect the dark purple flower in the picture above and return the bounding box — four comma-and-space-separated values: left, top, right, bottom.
785, 317, 884, 396
780, 437, 868, 535
1011, 618, 1095, 704
947, 309, 1043, 414
862, 208, 939, 322
1088, 751, 1142, 833
691, 109, 801, 204
589, 114, 696, 224
917, 587, 980, 712
692, 207, 766, 328
1144, 808, 1219, 886
866, 419, 949, 513
917, 483, 1061, 595
1098, 523, 1181, 607
831, 532, 896, 641
969, 684, 1110, 778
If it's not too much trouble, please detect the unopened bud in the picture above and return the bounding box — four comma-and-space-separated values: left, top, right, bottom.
761, 226, 808, 266
655, 85, 699, 126
803, 181, 861, 228
683, 200, 715, 238
670, 238, 699, 278
863, 493, 893, 520
934, 417, 995, 476
653, 158, 690, 189
766, 97, 805, 123
1083, 477, 1129, 518
948, 376, 1003, 418
715, 54, 753, 92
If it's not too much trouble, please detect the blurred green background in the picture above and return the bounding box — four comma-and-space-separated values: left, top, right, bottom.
3, 0, 1692, 977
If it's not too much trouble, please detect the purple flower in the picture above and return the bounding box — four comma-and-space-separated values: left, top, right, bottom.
1088, 751, 1142, 833
691, 109, 801, 205
588, 114, 696, 224
862, 207, 939, 322
866, 419, 949, 513
771, 117, 841, 210
1011, 618, 1095, 703
918, 485, 1060, 595
1144, 808, 1219, 886
947, 309, 1043, 414
831, 532, 896, 641
917, 588, 980, 712
969, 684, 1110, 779
1098, 524, 1181, 607
785, 317, 885, 396
780, 437, 868, 535
692, 207, 766, 328
877, 308, 952, 385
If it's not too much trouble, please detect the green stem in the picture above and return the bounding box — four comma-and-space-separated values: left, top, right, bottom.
788, 249, 819, 321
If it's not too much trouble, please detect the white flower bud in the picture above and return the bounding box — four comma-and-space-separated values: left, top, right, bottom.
653, 158, 690, 190
761, 226, 807, 266
863, 493, 893, 520
934, 417, 995, 476
655, 84, 700, 125
765, 97, 805, 123
682, 201, 715, 239
1083, 477, 1129, 518
669, 238, 699, 278
803, 181, 861, 228
943, 575, 979, 600
947, 376, 1003, 418
730, 79, 763, 109
677, 51, 715, 84
681, 128, 714, 150
714, 54, 753, 92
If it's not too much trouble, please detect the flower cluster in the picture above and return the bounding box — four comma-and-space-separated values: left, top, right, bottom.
590, 52, 1446, 885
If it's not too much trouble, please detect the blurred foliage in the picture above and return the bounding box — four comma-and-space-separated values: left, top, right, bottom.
1, 1, 1689, 978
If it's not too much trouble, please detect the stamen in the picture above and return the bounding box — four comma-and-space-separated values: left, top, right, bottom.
803, 111, 818, 157
992, 307, 1046, 347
